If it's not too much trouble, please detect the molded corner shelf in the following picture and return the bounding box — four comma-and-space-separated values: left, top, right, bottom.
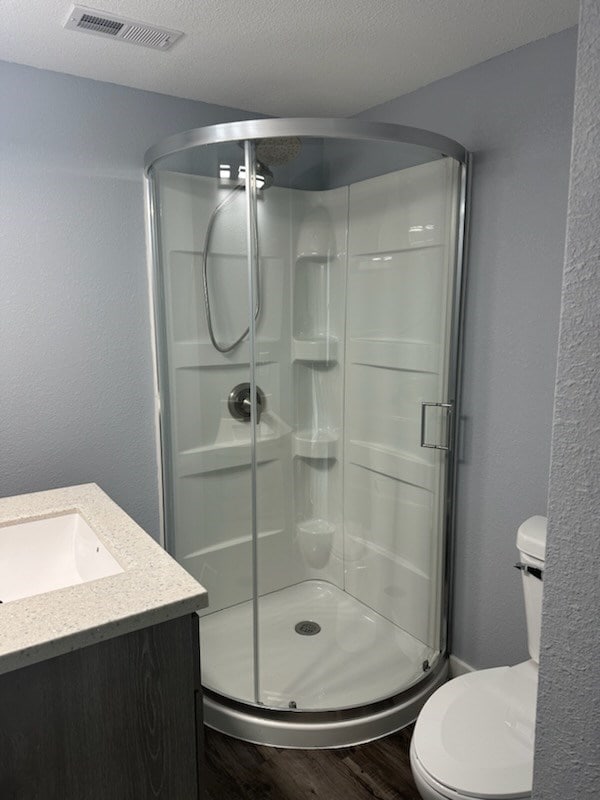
296, 519, 336, 569
292, 338, 339, 364
296, 518, 336, 537
294, 431, 339, 460
295, 252, 334, 263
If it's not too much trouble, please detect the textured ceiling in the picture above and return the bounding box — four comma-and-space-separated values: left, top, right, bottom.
0, 0, 579, 116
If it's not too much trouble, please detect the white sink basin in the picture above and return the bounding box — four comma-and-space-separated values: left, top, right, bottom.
0, 512, 123, 603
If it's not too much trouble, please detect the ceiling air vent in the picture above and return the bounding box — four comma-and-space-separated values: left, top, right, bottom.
64, 6, 183, 51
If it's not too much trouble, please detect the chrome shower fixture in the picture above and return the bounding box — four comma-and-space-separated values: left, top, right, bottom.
219, 161, 273, 190
228, 383, 266, 424
256, 161, 274, 190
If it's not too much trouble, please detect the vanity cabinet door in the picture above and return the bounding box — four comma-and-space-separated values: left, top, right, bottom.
0, 614, 204, 800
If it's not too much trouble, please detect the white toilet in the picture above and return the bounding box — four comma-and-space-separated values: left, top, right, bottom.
410, 516, 547, 800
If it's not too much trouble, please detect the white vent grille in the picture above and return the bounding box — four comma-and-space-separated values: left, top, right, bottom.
65, 6, 183, 51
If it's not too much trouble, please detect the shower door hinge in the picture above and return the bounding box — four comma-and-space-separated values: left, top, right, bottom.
420, 402, 454, 451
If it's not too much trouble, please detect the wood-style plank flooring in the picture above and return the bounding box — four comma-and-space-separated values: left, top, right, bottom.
203, 725, 421, 800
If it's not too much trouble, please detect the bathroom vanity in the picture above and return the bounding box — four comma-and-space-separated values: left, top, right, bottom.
0, 484, 208, 799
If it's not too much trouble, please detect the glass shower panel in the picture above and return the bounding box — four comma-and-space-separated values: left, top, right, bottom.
343, 156, 460, 692
150, 141, 257, 704
252, 138, 460, 711
248, 158, 296, 709
252, 138, 349, 710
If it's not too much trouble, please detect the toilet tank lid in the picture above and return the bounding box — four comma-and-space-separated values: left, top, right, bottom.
517, 516, 547, 561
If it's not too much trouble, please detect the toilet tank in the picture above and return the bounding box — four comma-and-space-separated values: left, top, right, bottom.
516, 516, 547, 663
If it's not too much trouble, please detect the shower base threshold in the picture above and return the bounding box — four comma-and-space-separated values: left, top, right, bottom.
199, 580, 448, 747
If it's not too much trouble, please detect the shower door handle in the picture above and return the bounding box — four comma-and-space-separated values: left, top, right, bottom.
420, 402, 453, 451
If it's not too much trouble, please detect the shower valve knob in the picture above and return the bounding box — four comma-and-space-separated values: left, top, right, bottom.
228, 383, 266, 423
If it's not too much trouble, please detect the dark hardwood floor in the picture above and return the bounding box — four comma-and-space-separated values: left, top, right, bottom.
203, 725, 421, 800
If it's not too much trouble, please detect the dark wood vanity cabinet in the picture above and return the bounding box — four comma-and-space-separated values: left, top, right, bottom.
0, 614, 204, 799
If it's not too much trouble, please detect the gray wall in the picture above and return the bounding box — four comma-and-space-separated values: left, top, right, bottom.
0, 61, 261, 539
534, 2, 600, 796
357, 28, 577, 668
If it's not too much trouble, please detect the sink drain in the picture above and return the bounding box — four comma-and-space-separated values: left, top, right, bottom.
295, 620, 321, 636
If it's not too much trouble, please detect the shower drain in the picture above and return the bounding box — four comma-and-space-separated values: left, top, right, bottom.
295, 620, 321, 636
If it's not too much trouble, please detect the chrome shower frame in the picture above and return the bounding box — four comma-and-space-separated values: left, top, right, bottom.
144, 118, 470, 748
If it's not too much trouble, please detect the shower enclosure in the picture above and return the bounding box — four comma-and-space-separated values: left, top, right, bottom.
145, 119, 469, 747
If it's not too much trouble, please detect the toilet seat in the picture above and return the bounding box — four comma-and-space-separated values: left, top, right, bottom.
411, 662, 538, 800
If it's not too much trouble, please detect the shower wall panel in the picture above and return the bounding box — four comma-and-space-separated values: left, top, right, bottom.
157, 172, 298, 615
343, 159, 459, 648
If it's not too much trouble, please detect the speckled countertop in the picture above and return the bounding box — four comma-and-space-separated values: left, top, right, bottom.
0, 483, 207, 675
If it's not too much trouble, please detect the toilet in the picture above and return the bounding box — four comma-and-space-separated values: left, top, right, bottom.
410, 516, 547, 800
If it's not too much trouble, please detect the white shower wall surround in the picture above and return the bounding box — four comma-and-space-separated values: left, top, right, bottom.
156, 156, 459, 679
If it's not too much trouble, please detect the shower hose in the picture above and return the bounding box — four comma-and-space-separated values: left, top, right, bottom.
202, 182, 261, 353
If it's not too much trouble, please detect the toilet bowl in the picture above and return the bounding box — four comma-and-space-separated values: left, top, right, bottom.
410, 516, 546, 800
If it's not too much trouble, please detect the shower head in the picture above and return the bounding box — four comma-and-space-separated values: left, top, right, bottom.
235, 136, 301, 190
255, 137, 302, 166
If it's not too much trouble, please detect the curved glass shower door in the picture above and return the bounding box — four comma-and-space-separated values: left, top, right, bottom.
146, 119, 467, 744
149, 138, 260, 703
252, 138, 460, 711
